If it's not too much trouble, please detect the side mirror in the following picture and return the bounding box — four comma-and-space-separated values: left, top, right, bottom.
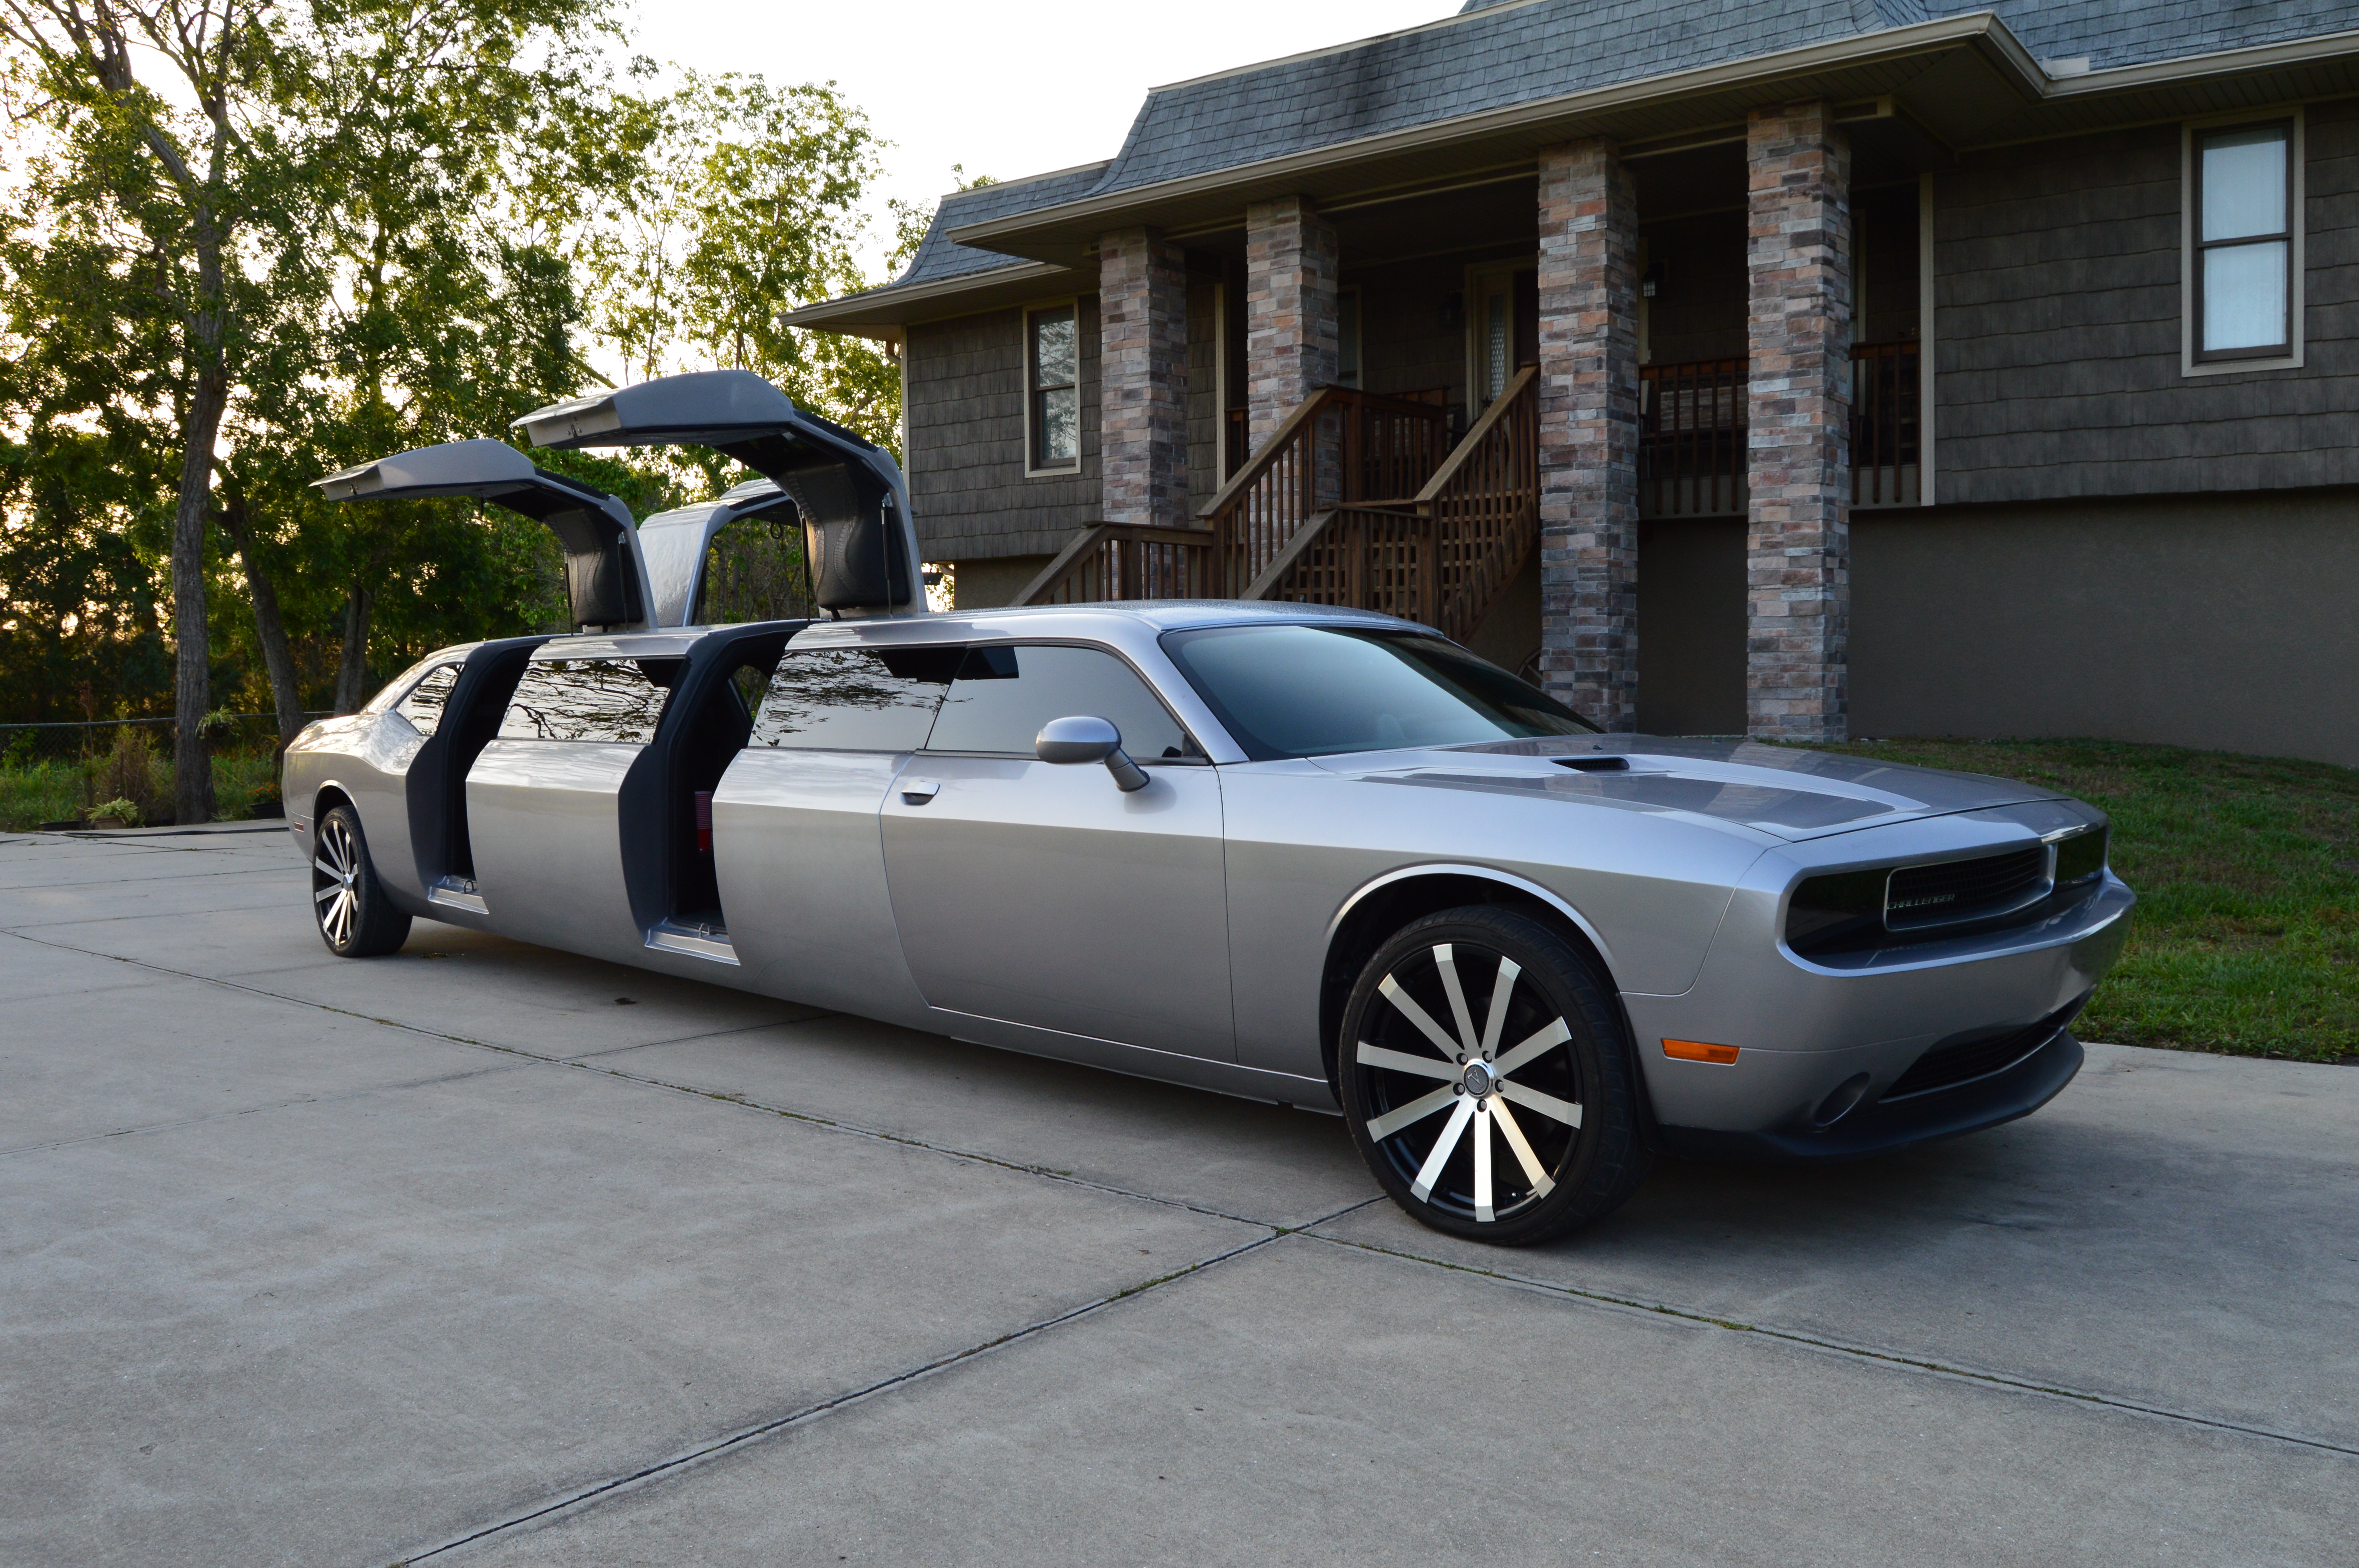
1036, 715, 1149, 792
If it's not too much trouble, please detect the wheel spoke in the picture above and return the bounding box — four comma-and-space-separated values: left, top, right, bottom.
312, 882, 341, 906
1356, 1042, 1456, 1080
1493, 1016, 1572, 1080
1498, 1079, 1581, 1128
1379, 974, 1465, 1062
1434, 945, 1479, 1061
1366, 1082, 1459, 1142
1477, 958, 1520, 1062
1473, 1100, 1495, 1221
327, 891, 349, 944
1489, 1098, 1557, 1198
1410, 1095, 1477, 1202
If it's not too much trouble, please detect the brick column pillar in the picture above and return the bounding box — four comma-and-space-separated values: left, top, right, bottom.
1745, 103, 1852, 742
1100, 227, 1189, 528
1535, 140, 1642, 729
1243, 196, 1338, 452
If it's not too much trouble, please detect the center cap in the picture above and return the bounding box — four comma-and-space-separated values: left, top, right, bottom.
1461, 1062, 1494, 1098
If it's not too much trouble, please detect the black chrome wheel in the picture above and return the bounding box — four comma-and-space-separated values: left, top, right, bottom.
1340, 907, 1648, 1244
311, 805, 411, 957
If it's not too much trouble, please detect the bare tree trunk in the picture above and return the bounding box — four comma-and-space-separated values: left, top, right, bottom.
334, 584, 374, 713
217, 494, 306, 750
171, 364, 229, 826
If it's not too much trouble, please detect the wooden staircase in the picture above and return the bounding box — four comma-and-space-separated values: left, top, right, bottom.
1016, 372, 1537, 644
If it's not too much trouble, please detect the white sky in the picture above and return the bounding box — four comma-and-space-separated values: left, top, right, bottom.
622, 0, 1456, 281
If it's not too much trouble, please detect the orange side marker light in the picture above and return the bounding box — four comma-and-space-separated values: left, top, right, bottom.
1663, 1038, 1740, 1065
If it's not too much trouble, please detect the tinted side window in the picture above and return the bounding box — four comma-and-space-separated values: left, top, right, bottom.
925, 644, 1191, 759
750, 647, 960, 751
394, 664, 461, 737
499, 659, 680, 743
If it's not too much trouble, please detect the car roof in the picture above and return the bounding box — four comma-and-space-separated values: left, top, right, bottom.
795, 599, 1423, 648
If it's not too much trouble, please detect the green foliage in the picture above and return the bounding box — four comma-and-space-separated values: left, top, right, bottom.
577, 70, 905, 453
88, 796, 141, 826
1815, 738, 2359, 1063
0, 0, 920, 726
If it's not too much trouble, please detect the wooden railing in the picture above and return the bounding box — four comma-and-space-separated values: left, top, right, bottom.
1638, 343, 1924, 515
1851, 339, 1921, 506
1249, 366, 1539, 642
1639, 357, 1745, 517
1013, 524, 1220, 606
1194, 385, 1452, 595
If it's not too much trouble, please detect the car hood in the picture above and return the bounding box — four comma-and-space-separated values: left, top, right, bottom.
1308, 735, 2068, 842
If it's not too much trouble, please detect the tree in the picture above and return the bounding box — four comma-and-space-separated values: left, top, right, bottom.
0, 0, 288, 819
578, 72, 906, 452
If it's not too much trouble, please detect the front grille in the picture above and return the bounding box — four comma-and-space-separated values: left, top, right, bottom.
1885, 846, 2048, 928
1883, 996, 2088, 1100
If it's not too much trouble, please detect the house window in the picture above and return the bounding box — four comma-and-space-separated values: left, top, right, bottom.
1028, 304, 1080, 470
2192, 120, 2296, 362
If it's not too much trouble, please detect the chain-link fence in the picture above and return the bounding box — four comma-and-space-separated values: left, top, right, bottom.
0, 713, 332, 831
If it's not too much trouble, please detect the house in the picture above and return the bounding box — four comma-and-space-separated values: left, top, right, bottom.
785, 0, 2359, 768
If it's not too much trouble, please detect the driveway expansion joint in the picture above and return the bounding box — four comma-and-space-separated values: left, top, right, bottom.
401, 1210, 1379, 1563
1302, 1230, 2359, 1459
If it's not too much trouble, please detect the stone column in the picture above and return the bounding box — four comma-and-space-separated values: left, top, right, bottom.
1099, 227, 1189, 528
1535, 140, 1642, 729
1243, 196, 1338, 452
1745, 103, 1853, 742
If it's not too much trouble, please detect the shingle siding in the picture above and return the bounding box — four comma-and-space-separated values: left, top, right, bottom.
905, 301, 1101, 561
1936, 99, 2359, 503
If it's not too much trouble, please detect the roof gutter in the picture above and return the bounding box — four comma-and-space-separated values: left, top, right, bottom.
781, 259, 1072, 333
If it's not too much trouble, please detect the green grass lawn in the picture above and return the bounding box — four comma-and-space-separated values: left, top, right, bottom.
1815, 738, 2359, 1064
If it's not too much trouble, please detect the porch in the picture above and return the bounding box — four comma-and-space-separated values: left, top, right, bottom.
993, 101, 1938, 739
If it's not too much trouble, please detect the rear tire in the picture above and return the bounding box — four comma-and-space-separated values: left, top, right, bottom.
1339, 906, 1650, 1245
311, 804, 411, 958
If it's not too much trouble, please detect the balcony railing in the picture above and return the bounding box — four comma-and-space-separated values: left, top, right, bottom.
1638, 342, 1923, 517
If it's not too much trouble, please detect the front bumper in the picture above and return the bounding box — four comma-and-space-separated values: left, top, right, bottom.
1654, 1026, 2084, 1162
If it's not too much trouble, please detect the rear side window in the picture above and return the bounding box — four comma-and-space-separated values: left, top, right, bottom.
750, 647, 961, 751
499, 658, 682, 743
394, 664, 461, 737
925, 644, 1192, 760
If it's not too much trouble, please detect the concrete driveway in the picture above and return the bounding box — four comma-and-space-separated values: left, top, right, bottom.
2, 826, 2352, 1566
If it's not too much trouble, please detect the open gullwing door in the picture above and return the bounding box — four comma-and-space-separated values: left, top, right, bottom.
314, 439, 655, 633
634, 478, 794, 628
513, 370, 925, 619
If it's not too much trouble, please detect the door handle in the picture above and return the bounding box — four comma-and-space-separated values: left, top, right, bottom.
900, 779, 941, 804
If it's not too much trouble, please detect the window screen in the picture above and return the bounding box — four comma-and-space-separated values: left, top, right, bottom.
394, 664, 461, 737
1029, 305, 1080, 468
749, 647, 960, 751
498, 658, 682, 743
925, 644, 1192, 760
2195, 122, 2295, 359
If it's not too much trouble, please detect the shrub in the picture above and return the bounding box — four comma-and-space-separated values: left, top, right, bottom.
98, 728, 167, 821
88, 797, 143, 827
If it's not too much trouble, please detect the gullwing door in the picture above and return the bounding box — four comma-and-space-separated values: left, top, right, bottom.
513, 370, 924, 619
315, 439, 654, 633
634, 478, 798, 628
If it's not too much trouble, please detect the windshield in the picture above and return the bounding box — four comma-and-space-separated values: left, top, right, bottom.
1160, 624, 1600, 760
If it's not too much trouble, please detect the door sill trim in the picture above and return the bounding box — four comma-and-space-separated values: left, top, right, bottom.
646, 919, 738, 965
428, 876, 487, 915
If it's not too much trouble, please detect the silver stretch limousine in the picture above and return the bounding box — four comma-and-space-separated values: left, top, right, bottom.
285, 370, 2134, 1244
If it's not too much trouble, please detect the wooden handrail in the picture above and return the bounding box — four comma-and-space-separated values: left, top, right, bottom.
1413, 365, 1537, 506
1014, 523, 1217, 606
1194, 387, 1341, 523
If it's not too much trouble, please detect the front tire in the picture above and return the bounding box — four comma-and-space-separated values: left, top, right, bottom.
311, 804, 411, 958
1339, 907, 1650, 1245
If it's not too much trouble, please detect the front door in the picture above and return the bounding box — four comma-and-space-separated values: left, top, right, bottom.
880, 642, 1233, 1062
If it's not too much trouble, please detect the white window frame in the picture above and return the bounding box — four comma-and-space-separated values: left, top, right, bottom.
2182, 108, 2305, 378
1023, 297, 1084, 477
